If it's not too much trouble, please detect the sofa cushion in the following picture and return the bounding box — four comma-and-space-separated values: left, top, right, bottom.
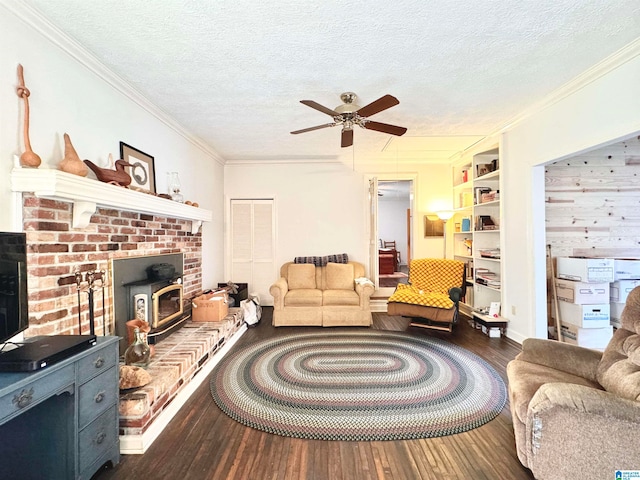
288, 263, 316, 290
326, 262, 354, 290
323, 289, 360, 306
284, 289, 323, 306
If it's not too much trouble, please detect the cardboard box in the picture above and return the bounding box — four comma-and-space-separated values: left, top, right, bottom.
613, 259, 640, 280
191, 292, 229, 322
560, 321, 613, 349
554, 278, 609, 304
610, 301, 624, 329
558, 302, 610, 329
609, 280, 640, 303
556, 257, 614, 283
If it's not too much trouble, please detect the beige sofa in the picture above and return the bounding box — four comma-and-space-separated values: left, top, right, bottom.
506, 285, 640, 479
270, 261, 374, 327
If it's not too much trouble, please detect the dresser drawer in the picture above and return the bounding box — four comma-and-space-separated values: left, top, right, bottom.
77, 343, 117, 384
0, 364, 74, 424
78, 366, 117, 429
78, 405, 118, 473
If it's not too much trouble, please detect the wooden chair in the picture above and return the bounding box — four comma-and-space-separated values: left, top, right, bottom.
383, 240, 401, 265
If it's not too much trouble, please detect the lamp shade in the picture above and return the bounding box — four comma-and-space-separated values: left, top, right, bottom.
436, 210, 454, 221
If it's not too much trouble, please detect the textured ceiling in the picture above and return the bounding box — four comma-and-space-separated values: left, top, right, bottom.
24, 0, 640, 165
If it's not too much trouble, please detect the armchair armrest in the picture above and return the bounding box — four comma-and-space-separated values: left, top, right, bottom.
355, 278, 375, 309
448, 287, 462, 305
269, 277, 288, 310
517, 338, 602, 383
526, 382, 640, 479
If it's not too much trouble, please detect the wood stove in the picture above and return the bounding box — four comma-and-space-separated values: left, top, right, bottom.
126, 279, 183, 328
124, 277, 186, 345
111, 253, 188, 354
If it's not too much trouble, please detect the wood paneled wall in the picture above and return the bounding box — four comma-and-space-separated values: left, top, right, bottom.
546, 135, 640, 259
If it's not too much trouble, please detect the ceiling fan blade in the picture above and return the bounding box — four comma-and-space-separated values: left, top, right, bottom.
356, 94, 400, 118
291, 123, 336, 134
300, 100, 340, 117
364, 121, 407, 137
341, 129, 354, 148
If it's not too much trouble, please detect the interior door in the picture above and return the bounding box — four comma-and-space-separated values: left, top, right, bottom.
230, 199, 275, 305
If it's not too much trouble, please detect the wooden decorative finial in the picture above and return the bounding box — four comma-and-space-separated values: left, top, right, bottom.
16, 64, 41, 168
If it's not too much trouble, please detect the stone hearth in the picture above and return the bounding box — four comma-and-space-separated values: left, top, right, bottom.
119, 308, 246, 454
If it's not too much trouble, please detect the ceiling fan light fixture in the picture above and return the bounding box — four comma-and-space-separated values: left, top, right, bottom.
292, 91, 406, 147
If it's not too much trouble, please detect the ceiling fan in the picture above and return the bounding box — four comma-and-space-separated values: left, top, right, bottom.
291, 92, 407, 148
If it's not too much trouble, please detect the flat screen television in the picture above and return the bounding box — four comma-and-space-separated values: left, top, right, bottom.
0, 232, 28, 344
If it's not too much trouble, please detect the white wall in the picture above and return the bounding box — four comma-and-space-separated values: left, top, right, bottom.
0, 4, 225, 288
224, 161, 453, 285
224, 162, 367, 271
502, 47, 640, 343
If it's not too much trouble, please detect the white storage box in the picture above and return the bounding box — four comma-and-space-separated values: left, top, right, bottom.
613, 259, 640, 280
560, 321, 613, 349
610, 301, 625, 329
554, 278, 609, 304
556, 257, 614, 283
558, 302, 610, 329
610, 280, 640, 303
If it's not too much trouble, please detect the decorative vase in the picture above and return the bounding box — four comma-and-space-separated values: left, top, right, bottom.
124, 326, 151, 368
16, 64, 41, 168
125, 319, 154, 357
59, 133, 88, 176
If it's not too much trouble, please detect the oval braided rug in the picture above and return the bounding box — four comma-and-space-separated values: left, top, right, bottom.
210, 330, 507, 441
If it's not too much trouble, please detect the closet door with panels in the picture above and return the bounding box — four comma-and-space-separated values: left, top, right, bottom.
230, 199, 275, 306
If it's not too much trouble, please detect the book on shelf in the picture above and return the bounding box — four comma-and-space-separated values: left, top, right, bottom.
474, 187, 491, 205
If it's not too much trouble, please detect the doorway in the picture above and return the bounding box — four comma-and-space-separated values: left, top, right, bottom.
373, 179, 414, 295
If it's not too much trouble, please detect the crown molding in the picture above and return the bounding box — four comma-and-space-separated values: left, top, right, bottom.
1, 1, 226, 166
497, 37, 640, 134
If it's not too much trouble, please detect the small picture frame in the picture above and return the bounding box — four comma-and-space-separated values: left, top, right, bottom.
120, 142, 156, 194
424, 216, 444, 237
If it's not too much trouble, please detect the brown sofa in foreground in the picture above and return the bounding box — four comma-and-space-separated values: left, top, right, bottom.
506, 286, 640, 479
270, 261, 374, 327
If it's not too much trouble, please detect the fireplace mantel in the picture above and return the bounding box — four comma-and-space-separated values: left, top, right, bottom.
10, 166, 212, 233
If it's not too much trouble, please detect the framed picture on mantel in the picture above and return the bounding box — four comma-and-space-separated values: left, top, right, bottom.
120, 142, 156, 194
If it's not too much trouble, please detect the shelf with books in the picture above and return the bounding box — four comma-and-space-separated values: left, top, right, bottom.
452, 143, 503, 322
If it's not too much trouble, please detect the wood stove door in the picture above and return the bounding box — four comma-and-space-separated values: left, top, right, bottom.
151, 284, 183, 328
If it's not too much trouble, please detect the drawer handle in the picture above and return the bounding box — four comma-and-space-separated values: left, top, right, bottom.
94, 356, 105, 368
12, 388, 34, 409
94, 391, 105, 404
95, 431, 106, 445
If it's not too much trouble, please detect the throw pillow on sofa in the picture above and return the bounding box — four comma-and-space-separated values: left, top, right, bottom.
326, 262, 354, 290
288, 263, 316, 289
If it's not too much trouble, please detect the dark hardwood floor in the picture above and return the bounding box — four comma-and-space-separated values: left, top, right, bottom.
95, 309, 534, 480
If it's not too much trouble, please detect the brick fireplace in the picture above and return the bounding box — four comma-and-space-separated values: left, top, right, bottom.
21, 193, 204, 339
11, 169, 246, 455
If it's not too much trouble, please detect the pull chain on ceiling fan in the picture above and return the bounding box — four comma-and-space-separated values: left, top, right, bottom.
291, 92, 408, 147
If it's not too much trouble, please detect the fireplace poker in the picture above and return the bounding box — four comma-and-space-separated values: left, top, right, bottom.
74, 270, 83, 334
99, 270, 107, 336
86, 270, 96, 336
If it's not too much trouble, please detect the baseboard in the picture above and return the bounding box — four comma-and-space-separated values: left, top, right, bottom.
119, 323, 248, 454
370, 298, 388, 312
